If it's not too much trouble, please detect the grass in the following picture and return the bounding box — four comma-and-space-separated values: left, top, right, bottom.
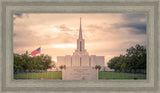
14, 71, 146, 80
99, 71, 146, 80
14, 71, 62, 80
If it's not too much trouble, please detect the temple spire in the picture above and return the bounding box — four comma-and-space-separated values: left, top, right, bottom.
79, 17, 83, 39
73, 17, 88, 55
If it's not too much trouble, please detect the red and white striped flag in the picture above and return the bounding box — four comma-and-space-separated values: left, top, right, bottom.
30, 47, 41, 56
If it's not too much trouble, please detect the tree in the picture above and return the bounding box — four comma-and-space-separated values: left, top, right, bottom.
126, 44, 146, 71
107, 55, 126, 71
95, 65, 101, 71
50, 61, 56, 69
59, 65, 64, 71
107, 44, 146, 73
107, 57, 119, 70
14, 52, 53, 72
121, 62, 126, 70
14, 53, 24, 70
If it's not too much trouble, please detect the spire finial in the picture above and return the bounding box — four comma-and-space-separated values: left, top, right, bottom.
79, 17, 82, 39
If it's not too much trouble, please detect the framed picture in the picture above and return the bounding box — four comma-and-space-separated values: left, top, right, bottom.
13, 13, 147, 81
0, 0, 159, 93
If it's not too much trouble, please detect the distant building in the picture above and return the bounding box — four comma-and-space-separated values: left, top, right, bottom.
57, 18, 105, 70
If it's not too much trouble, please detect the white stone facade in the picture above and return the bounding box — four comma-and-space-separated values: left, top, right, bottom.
57, 55, 105, 68
57, 18, 105, 70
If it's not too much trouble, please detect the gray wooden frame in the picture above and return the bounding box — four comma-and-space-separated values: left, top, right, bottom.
0, 0, 159, 93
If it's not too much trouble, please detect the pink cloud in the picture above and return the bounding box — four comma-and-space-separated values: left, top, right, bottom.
13, 13, 146, 65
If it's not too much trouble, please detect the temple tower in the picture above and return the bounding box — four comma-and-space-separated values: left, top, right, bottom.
73, 17, 88, 55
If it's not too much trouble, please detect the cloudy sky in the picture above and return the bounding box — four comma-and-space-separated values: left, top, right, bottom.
13, 13, 146, 65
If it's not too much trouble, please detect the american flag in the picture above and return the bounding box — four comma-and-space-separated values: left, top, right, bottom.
31, 47, 41, 56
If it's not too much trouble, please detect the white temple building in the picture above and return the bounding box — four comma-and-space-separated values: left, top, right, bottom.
56, 18, 105, 71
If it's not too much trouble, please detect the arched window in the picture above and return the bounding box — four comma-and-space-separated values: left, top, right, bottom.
80, 57, 82, 66
80, 41, 82, 51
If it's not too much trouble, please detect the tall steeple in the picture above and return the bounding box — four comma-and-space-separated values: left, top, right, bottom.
79, 17, 83, 39
73, 17, 88, 55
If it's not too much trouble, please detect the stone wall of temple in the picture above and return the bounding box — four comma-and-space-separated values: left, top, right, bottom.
57, 55, 104, 67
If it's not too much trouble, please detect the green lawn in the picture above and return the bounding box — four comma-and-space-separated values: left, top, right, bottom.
14, 71, 146, 80
99, 72, 146, 79
14, 72, 62, 80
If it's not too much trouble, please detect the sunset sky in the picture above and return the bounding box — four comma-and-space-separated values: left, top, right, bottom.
13, 13, 146, 65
